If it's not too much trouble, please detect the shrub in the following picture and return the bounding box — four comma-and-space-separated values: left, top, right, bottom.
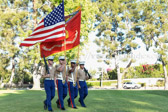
140, 83, 146, 87
108, 69, 117, 80
88, 78, 97, 81
24, 74, 33, 84
86, 80, 117, 87
156, 80, 164, 87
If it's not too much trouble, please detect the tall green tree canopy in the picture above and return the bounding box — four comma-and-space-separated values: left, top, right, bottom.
95, 0, 139, 89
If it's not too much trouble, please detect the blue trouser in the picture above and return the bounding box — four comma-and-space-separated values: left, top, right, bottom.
44, 80, 55, 111
67, 82, 78, 108
79, 81, 88, 107
56, 80, 67, 108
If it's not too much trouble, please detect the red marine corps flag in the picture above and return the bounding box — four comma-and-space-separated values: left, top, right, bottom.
20, 1, 65, 47
40, 10, 81, 57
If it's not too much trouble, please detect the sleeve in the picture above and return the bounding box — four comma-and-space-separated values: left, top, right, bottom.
56, 64, 62, 71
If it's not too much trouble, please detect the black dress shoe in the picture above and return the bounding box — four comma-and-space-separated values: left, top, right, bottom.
61, 107, 66, 110
78, 99, 83, 106
56, 100, 60, 108
73, 107, 78, 109
43, 101, 47, 110
82, 105, 86, 108
79, 99, 86, 107
67, 99, 71, 107
78, 99, 81, 104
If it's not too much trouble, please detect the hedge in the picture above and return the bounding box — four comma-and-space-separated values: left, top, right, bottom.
86, 80, 117, 87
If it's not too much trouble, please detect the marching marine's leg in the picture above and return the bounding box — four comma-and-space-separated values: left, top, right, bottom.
44, 80, 53, 111
83, 81, 88, 100
56, 80, 64, 109
74, 83, 78, 99
44, 80, 48, 110
63, 82, 68, 100
79, 81, 86, 107
68, 82, 77, 108
51, 80, 55, 100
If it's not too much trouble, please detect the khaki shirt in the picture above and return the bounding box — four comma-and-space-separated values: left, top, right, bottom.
55, 64, 69, 80
42, 65, 56, 79
68, 67, 77, 83
77, 68, 87, 81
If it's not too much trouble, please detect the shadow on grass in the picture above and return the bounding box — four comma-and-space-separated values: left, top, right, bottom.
87, 90, 168, 112
144, 90, 168, 97
0, 90, 46, 112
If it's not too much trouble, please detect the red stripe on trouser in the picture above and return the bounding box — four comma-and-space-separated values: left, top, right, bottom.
56, 80, 62, 108
68, 82, 74, 108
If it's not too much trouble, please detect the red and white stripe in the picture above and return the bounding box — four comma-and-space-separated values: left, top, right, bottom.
20, 20, 65, 47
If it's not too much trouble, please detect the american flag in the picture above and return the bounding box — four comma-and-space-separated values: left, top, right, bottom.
20, 1, 65, 47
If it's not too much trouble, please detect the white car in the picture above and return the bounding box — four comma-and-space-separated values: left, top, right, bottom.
123, 82, 141, 89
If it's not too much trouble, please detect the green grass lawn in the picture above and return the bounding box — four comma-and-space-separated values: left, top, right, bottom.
0, 90, 168, 112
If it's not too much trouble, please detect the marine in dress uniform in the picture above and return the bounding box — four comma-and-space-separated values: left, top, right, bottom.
67, 59, 78, 109
42, 56, 56, 112
77, 61, 89, 107
55, 56, 69, 110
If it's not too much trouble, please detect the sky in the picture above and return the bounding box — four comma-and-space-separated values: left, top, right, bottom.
80, 31, 159, 72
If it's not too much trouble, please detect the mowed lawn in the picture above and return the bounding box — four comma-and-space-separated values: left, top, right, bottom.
0, 90, 168, 112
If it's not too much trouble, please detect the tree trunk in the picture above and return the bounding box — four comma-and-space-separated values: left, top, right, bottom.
117, 59, 132, 90
31, 64, 42, 90
31, 72, 41, 90
9, 60, 15, 85
117, 66, 123, 89
9, 68, 15, 84
0, 77, 3, 83
0, 77, 4, 88
115, 54, 123, 90
162, 61, 168, 90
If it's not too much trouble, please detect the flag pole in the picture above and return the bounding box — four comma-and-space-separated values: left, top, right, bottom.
63, 38, 66, 84
75, 7, 81, 86
62, 0, 66, 84
75, 45, 80, 85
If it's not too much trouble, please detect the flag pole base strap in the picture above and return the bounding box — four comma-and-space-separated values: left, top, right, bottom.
62, 80, 65, 84
73, 83, 76, 87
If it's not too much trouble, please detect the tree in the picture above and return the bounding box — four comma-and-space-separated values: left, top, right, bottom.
95, 0, 138, 89
137, 0, 168, 90
0, 0, 29, 87
152, 1, 168, 90
0, 0, 98, 89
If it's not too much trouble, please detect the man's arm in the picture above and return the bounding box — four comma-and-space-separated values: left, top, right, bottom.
56, 64, 66, 72
84, 67, 92, 79
41, 66, 50, 78
77, 79, 80, 89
